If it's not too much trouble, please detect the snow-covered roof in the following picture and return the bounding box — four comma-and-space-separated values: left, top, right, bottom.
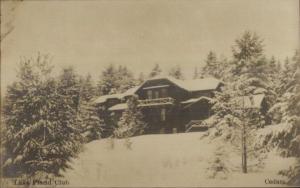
147, 76, 222, 92
93, 93, 124, 104
177, 78, 221, 91
93, 76, 222, 104
236, 94, 265, 109
142, 85, 170, 90
181, 96, 212, 109
108, 103, 128, 111
181, 96, 212, 104
93, 86, 139, 104
122, 86, 139, 96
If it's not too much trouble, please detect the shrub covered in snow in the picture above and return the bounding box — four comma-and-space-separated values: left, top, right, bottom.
114, 95, 147, 138
78, 102, 105, 143
255, 123, 299, 157
206, 146, 230, 179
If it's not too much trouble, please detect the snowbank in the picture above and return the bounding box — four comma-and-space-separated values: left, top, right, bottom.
62, 132, 294, 187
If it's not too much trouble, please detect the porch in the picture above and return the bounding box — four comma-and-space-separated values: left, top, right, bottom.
108, 97, 176, 111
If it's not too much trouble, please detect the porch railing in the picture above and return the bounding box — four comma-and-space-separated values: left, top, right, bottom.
185, 120, 207, 132
138, 97, 175, 106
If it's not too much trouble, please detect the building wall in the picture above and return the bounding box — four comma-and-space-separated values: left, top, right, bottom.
136, 79, 189, 101
99, 79, 218, 134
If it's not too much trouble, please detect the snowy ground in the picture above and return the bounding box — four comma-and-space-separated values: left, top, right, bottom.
62, 132, 295, 187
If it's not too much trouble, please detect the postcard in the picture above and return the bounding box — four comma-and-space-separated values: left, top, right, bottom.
1, 0, 299, 187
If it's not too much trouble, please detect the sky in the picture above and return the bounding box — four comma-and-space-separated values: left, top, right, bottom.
1, 0, 299, 93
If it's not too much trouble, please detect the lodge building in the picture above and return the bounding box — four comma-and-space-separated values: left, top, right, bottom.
93, 76, 266, 134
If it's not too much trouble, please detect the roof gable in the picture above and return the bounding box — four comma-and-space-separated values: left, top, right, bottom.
93, 76, 222, 104
179, 78, 222, 91
137, 76, 222, 93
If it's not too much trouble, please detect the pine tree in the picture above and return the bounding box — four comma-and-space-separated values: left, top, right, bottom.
137, 72, 145, 84
230, 31, 264, 78
230, 32, 275, 121
266, 56, 282, 95
78, 102, 104, 142
2, 54, 82, 177
77, 74, 104, 142
193, 67, 199, 79
168, 65, 184, 80
114, 95, 147, 138
148, 64, 162, 78
268, 50, 300, 154
201, 51, 224, 79
207, 82, 266, 174
97, 64, 136, 95
277, 57, 298, 95
232, 31, 263, 62
97, 64, 118, 95
204, 31, 271, 173
269, 51, 300, 185
57, 66, 81, 112
79, 74, 96, 103
98, 105, 116, 138
115, 65, 136, 92
266, 56, 277, 80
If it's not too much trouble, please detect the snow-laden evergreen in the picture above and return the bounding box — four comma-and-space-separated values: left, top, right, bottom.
114, 95, 147, 138
200, 51, 228, 79
168, 65, 185, 80
200, 31, 278, 174
148, 64, 162, 78
78, 102, 104, 143
97, 64, 136, 95
2, 55, 83, 177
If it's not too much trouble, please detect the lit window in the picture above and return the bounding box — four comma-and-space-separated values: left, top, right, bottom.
161, 108, 166, 121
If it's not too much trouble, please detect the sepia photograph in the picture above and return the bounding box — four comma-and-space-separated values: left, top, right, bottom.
0, 0, 299, 187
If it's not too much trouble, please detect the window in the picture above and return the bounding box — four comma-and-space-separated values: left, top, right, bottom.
161, 108, 166, 121
161, 88, 168, 98
154, 90, 159, 98
147, 90, 153, 99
